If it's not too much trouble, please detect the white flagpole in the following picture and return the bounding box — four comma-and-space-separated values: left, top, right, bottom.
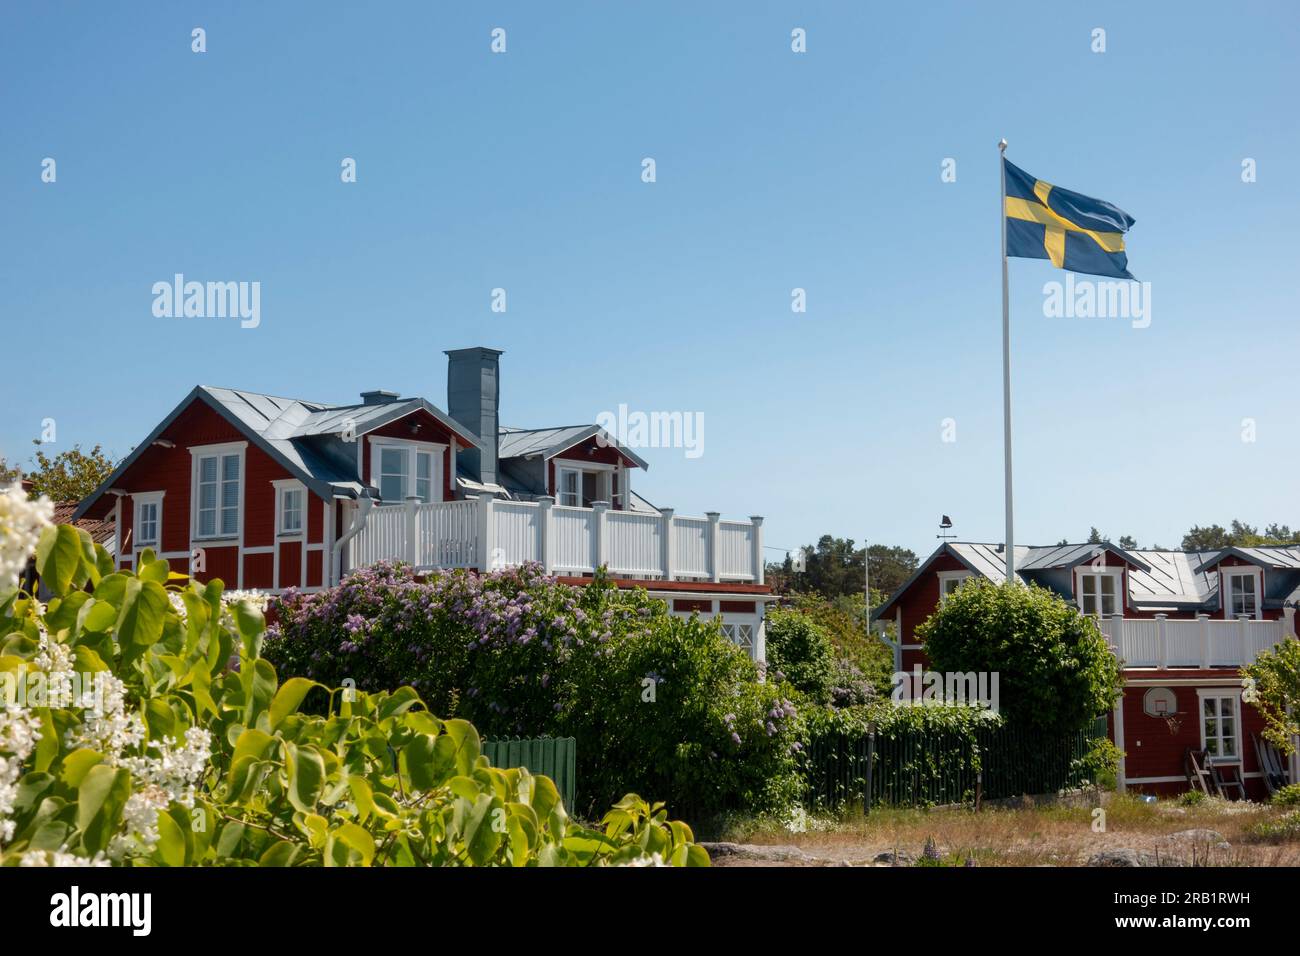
999, 138, 1015, 583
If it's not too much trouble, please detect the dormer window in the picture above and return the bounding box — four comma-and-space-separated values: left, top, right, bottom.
1223, 569, 1261, 619
556, 463, 612, 508
938, 570, 970, 603
370, 438, 443, 503
1078, 570, 1121, 616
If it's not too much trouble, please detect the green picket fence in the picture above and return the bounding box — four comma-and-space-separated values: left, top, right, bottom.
482, 736, 577, 812
804, 716, 1107, 811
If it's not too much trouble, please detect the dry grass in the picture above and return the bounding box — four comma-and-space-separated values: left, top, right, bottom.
714, 794, 1300, 866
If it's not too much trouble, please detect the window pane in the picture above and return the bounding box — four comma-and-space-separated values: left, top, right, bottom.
1204, 698, 1217, 717
201, 457, 217, 483
380, 475, 403, 501
222, 454, 239, 481
1101, 576, 1115, 596
200, 510, 216, 537
221, 506, 238, 536
416, 454, 432, 502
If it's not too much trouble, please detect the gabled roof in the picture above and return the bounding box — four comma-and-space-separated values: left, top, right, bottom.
497, 424, 650, 470
72, 385, 481, 521
871, 540, 1232, 623
1193, 546, 1300, 573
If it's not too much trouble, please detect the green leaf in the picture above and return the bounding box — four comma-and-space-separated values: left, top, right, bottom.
35, 525, 84, 597
116, 578, 170, 648
334, 822, 375, 866
156, 810, 187, 866
285, 743, 325, 814
60, 749, 104, 787
269, 677, 316, 730
137, 555, 170, 584
76, 764, 130, 856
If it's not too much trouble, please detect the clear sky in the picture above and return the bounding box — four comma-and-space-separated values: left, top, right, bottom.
2, 1, 1298, 561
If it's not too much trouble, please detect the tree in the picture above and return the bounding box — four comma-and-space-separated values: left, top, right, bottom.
1242, 638, 1300, 754
22, 443, 117, 502
779, 535, 918, 602
1118, 535, 1137, 549
1087, 527, 1104, 544
1182, 520, 1300, 551
916, 579, 1123, 736
764, 606, 836, 702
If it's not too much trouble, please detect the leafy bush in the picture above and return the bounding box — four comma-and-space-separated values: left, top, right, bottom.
764, 605, 835, 702
1178, 790, 1207, 807
1271, 784, 1300, 807
267, 562, 803, 819
0, 509, 705, 866
786, 593, 893, 694
1242, 637, 1300, 755
1248, 810, 1300, 843
916, 579, 1124, 736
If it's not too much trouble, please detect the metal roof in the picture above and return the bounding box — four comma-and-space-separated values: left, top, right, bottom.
1192, 546, 1300, 572
497, 424, 649, 470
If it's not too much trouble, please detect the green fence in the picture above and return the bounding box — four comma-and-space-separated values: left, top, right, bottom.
804, 716, 1108, 810
483, 736, 577, 811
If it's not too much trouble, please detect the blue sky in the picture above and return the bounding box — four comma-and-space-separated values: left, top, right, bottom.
2, 1, 1298, 560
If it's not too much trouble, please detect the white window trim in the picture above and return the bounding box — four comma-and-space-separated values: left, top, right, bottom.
132, 491, 165, 551
554, 458, 614, 507
367, 436, 446, 503
1195, 688, 1243, 764
938, 570, 971, 603
189, 441, 247, 542
1220, 567, 1263, 621
273, 479, 307, 538
1074, 566, 1126, 617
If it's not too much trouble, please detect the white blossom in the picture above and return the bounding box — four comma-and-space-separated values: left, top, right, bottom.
0, 481, 53, 589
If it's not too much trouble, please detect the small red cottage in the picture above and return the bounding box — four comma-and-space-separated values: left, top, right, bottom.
872, 541, 1300, 800
73, 347, 774, 660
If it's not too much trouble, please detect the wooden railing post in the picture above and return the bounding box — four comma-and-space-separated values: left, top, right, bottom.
660, 508, 675, 580
476, 493, 495, 572
537, 496, 554, 574
1237, 614, 1249, 666
404, 496, 419, 567
592, 500, 609, 572
1198, 612, 1210, 669
706, 511, 721, 583
750, 515, 764, 585
1156, 613, 1168, 670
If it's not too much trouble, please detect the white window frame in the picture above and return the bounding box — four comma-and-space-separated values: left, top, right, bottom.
274, 479, 307, 537
368, 437, 445, 504
190, 442, 246, 542
938, 570, 971, 604
1221, 567, 1262, 620
554, 459, 614, 508
132, 491, 165, 551
1074, 567, 1125, 617
1196, 688, 1242, 764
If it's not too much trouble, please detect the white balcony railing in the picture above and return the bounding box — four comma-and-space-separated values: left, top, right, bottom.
1097, 614, 1290, 669
347, 495, 764, 584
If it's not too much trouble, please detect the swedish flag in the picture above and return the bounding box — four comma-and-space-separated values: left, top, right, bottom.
1004, 160, 1136, 279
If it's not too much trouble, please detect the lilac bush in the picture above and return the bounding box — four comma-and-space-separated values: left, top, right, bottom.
266, 562, 802, 817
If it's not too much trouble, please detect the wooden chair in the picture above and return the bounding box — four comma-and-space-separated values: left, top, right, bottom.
1253, 734, 1291, 796
1185, 748, 1214, 795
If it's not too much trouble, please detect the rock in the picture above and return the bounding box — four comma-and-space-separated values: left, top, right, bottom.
698, 842, 818, 864
1088, 848, 1188, 867
874, 850, 915, 865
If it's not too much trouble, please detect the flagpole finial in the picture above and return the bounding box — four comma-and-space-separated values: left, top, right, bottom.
998, 138, 1008, 152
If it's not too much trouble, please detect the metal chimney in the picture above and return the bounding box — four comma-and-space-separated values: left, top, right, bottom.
444, 347, 503, 487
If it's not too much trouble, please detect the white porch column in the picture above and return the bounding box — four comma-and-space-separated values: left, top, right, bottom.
1156, 613, 1168, 670
592, 500, 609, 572
1237, 614, 1250, 667
749, 515, 764, 585
660, 508, 675, 580
706, 511, 721, 583
1284, 605, 1296, 638
476, 493, 495, 572
537, 496, 555, 573
753, 601, 768, 669
404, 496, 420, 567
1198, 612, 1210, 669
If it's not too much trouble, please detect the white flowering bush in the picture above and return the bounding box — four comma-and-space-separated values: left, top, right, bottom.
0, 487, 706, 866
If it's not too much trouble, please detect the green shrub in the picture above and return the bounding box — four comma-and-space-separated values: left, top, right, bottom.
764, 605, 836, 702
1271, 783, 1300, 807
917, 579, 1124, 736
0, 515, 705, 866
1178, 789, 1207, 807
266, 562, 803, 819
1249, 810, 1300, 843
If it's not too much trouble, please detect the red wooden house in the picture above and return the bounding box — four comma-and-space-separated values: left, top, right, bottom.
73, 347, 773, 659
872, 541, 1300, 799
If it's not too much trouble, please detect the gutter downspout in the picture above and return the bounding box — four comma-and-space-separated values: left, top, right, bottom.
330, 492, 373, 586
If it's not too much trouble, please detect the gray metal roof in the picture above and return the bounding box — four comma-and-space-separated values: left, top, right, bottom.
497, 424, 650, 470
872, 540, 1300, 623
